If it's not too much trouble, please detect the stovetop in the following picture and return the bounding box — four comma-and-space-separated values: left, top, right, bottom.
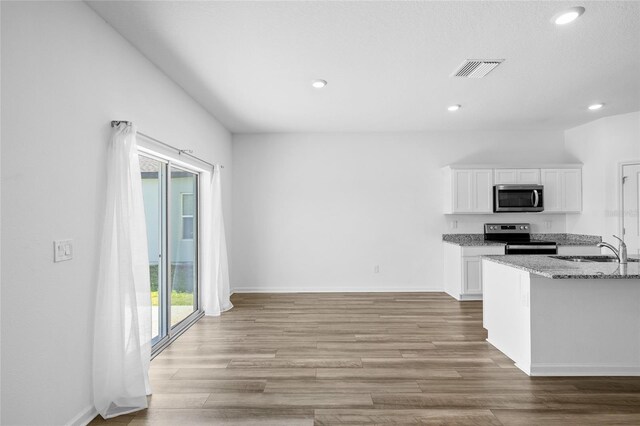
484, 223, 557, 245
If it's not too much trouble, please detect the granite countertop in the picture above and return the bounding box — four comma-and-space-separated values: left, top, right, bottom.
482, 255, 640, 279
442, 233, 601, 247
442, 234, 504, 246
530, 233, 602, 246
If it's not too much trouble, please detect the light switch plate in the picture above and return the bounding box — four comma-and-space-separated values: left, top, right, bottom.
54, 239, 73, 262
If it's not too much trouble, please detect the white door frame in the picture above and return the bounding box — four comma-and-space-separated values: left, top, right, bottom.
618, 160, 640, 240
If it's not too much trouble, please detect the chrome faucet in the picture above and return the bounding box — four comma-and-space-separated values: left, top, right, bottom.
597, 235, 627, 264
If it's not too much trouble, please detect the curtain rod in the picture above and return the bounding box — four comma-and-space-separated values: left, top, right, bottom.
111, 120, 223, 169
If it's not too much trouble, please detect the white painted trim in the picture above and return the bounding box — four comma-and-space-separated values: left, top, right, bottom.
458, 293, 483, 301
526, 363, 640, 377
443, 293, 484, 301
66, 405, 97, 426
446, 163, 583, 170
618, 160, 640, 240
231, 287, 444, 293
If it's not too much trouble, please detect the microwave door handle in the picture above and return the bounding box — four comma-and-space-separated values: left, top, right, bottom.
533, 190, 539, 207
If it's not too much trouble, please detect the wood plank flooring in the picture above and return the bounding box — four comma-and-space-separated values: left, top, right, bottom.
91, 292, 640, 425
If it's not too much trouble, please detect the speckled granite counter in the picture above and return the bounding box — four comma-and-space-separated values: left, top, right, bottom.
443, 233, 601, 247
483, 255, 640, 279
442, 234, 504, 246
530, 233, 602, 246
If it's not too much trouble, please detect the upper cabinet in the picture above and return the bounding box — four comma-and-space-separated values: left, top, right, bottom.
444, 167, 493, 213
540, 168, 582, 212
494, 169, 540, 184
444, 165, 582, 214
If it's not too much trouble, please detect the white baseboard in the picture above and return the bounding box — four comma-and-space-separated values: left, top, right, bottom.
521, 363, 640, 376
231, 286, 444, 293
458, 293, 483, 301
66, 405, 97, 426
444, 291, 483, 301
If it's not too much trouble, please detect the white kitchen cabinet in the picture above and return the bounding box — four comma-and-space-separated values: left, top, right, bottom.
443, 242, 505, 300
517, 169, 541, 184
443, 167, 493, 213
494, 169, 540, 184
444, 164, 581, 214
463, 257, 482, 294
494, 169, 517, 184
541, 168, 582, 212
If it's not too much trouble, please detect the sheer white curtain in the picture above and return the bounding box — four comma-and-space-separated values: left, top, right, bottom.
201, 164, 233, 315
93, 123, 152, 419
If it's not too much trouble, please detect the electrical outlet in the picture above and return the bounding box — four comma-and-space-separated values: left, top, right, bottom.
449, 220, 458, 230
54, 239, 73, 262
374, 265, 380, 274
545, 221, 552, 230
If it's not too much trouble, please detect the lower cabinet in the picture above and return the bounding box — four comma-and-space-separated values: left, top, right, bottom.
444, 243, 505, 301
463, 257, 482, 294
444, 243, 602, 301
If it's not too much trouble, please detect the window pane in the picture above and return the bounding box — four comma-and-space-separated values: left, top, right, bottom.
170, 167, 197, 326
182, 193, 195, 216
140, 155, 163, 342
182, 217, 194, 240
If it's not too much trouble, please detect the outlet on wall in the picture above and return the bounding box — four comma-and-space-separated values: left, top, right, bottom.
374, 265, 380, 274
54, 239, 73, 262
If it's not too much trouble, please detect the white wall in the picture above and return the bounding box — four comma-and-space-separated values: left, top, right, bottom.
232, 131, 568, 293
565, 111, 640, 239
0, 2, 231, 425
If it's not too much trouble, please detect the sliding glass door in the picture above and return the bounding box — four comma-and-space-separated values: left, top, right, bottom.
169, 166, 198, 326
140, 154, 201, 352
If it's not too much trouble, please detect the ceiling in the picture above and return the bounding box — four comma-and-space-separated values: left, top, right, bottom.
88, 1, 640, 133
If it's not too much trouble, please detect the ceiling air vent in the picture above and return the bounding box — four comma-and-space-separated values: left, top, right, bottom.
452, 59, 504, 78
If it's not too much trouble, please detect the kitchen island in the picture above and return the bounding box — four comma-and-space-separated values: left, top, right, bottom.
482, 255, 640, 376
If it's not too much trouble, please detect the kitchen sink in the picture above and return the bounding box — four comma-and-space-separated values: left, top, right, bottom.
551, 256, 639, 263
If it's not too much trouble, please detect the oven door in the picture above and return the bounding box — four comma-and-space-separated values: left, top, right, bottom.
494, 185, 544, 212
505, 244, 557, 255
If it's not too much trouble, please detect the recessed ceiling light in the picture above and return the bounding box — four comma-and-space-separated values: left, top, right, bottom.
588, 103, 604, 110
448, 104, 461, 112
552, 6, 585, 25
312, 79, 327, 89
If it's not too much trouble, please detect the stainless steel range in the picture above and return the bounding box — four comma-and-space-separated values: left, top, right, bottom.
484, 223, 557, 255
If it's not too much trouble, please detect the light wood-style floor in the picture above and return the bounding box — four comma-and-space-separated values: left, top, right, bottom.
92, 292, 640, 425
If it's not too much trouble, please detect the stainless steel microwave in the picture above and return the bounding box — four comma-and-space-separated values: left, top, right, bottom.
494, 184, 544, 212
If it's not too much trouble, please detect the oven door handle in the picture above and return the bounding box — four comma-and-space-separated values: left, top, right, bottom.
533, 190, 539, 207
507, 245, 557, 250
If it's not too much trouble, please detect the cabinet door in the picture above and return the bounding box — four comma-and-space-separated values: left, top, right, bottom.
452, 169, 493, 213
463, 257, 482, 294
473, 169, 494, 213
562, 169, 582, 212
541, 169, 562, 212
452, 170, 473, 212
517, 169, 541, 184
495, 169, 517, 184
541, 168, 582, 212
